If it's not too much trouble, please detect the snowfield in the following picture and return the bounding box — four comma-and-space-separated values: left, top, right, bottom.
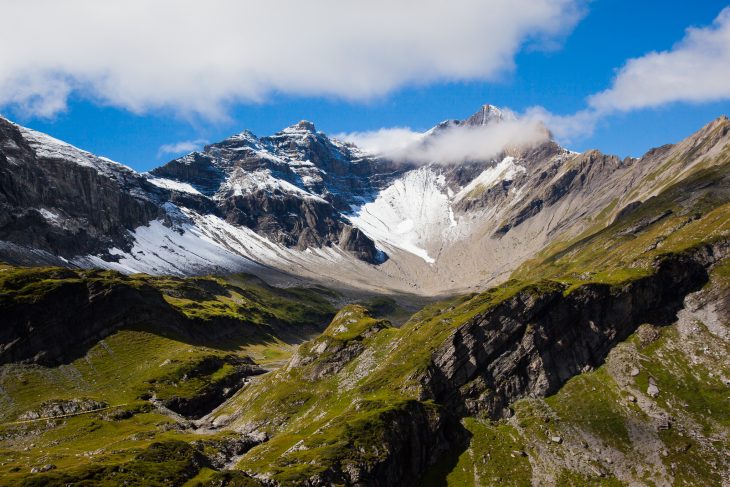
348, 167, 452, 263
147, 177, 203, 195
348, 157, 525, 263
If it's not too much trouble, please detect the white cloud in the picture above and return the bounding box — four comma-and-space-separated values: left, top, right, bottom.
158, 139, 208, 157
520, 7, 730, 144
589, 7, 730, 112
338, 128, 425, 157
523, 106, 599, 141
338, 118, 550, 164
0, 0, 583, 119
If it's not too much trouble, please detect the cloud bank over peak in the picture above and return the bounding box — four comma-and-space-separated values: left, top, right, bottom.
338, 117, 550, 164
0, 0, 584, 119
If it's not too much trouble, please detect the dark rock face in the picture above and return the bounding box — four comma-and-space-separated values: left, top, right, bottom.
421, 243, 726, 418
0, 118, 163, 260
339, 225, 384, 263
0, 273, 179, 366
219, 190, 343, 249
151, 152, 226, 196
352, 403, 462, 487
312, 401, 465, 487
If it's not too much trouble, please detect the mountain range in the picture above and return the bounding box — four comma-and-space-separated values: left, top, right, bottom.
0, 105, 729, 486
6, 104, 727, 295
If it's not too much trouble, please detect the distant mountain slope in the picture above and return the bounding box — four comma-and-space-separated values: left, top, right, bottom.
1, 106, 728, 295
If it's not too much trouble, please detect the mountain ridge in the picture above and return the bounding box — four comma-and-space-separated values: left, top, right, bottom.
0, 107, 728, 295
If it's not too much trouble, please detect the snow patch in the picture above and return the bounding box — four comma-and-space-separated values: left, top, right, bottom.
82, 219, 255, 276
38, 208, 62, 224
349, 167, 454, 263
82, 203, 355, 277
454, 156, 526, 202
17, 126, 132, 176
147, 177, 202, 195
220, 169, 326, 202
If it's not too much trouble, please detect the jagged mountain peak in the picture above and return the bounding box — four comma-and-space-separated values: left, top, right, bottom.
463, 103, 516, 126
221, 128, 260, 145
282, 120, 317, 133
206, 120, 323, 157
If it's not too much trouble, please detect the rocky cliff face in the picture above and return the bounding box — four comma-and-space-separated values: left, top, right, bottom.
0, 118, 163, 261
151, 120, 393, 260
423, 243, 726, 419
317, 400, 462, 487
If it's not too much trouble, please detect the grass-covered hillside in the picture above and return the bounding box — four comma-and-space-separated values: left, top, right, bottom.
0, 269, 339, 485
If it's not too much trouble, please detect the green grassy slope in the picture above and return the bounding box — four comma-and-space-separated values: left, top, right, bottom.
0, 269, 337, 485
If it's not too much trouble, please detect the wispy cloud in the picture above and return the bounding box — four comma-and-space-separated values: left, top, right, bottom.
158, 139, 208, 157
522, 107, 599, 142
0, 0, 584, 119
338, 118, 550, 164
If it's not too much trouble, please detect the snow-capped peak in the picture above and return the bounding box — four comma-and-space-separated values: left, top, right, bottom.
282, 120, 317, 134
464, 104, 516, 127
421, 104, 518, 138
424, 119, 462, 137
225, 129, 259, 144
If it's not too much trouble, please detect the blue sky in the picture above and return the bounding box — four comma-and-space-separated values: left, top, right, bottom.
3, 0, 730, 171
